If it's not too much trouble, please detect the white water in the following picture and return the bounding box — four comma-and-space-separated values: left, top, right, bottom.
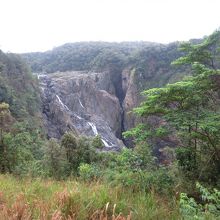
56, 95, 70, 111
101, 138, 110, 147
37, 74, 47, 79
87, 121, 113, 147
101, 137, 113, 148
87, 122, 98, 135
74, 113, 83, 120
55, 93, 113, 148
78, 98, 85, 109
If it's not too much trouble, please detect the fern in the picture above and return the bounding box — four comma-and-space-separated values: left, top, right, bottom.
179, 183, 220, 219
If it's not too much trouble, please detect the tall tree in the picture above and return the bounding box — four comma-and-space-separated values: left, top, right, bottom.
126, 30, 220, 184
0, 102, 14, 173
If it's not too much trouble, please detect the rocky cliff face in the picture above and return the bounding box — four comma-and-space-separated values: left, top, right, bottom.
25, 42, 188, 151
122, 67, 141, 131
39, 71, 124, 150
38, 63, 185, 150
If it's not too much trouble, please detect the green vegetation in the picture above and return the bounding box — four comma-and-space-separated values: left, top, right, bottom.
0, 51, 44, 176
1, 31, 220, 219
126, 30, 220, 185
180, 183, 220, 219
22, 41, 185, 89
22, 42, 151, 73
0, 51, 40, 119
124, 30, 220, 218
0, 174, 179, 220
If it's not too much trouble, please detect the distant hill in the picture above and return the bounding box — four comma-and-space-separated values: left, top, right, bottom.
22, 41, 189, 89
21, 42, 169, 71
0, 50, 40, 120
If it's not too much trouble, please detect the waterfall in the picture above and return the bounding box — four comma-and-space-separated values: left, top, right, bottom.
74, 113, 83, 120
78, 98, 85, 109
87, 122, 98, 135
56, 95, 70, 111
37, 74, 47, 79
87, 121, 113, 147
101, 138, 110, 147
101, 137, 113, 147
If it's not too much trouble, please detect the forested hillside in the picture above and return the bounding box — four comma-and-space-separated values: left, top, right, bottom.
0, 31, 220, 219
22, 41, 187, 88
22, 42, 159, 72
0, 51, 40, 119
22, 42, 188, 147
0, 51, 44, 174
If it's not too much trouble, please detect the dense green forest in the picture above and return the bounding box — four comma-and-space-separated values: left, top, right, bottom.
22, 41, 189, 99
22, 41, 186, 87
0, 51, 40, 118
22, 42, 161, 72
0, 32, 220, 219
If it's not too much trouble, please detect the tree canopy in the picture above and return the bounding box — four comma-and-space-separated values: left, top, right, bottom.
125, 30, 220, 184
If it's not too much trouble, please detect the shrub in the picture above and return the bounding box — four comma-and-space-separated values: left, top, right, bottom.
179, 183, 220, 219
103, 166, 174, 195
92, 135, 104, 149
79, 163, 101, 181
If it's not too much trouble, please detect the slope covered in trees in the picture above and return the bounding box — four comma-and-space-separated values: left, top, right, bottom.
22, 41, 189, 149
0, 51, 40, 119
22, 41, 186, 88
0, 32, 220, 219
0, 51, 44, 174
22, 42, 159, 72
125, 29, 220, 196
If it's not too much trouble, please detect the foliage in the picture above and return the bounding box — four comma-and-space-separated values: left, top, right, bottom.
0, 106, 44, 176
78, 163, 102, 181
0, 51, 40, 119
43, 138, 69, 179
61, 132, 98, 174
22, 42, 136, 73
127, 30, 220, 184
0, 174, 179, 220
92, 135, 104, 149
22, 41, 185, 90
0, 50, 44, 176
179, 183, 220, 219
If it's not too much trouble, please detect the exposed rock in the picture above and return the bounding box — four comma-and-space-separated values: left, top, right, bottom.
39, 67, 180, 152
33, 42, 186, 153
39, 71, 124, 150
122, 67, 141, 131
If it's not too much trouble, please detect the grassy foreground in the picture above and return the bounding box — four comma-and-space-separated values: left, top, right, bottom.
0, 175, 180, 220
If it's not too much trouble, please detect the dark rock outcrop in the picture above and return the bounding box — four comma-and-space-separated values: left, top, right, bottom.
30, 42, 188, 152
39, 71, 124, 150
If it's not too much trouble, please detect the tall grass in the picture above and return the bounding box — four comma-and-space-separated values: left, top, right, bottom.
0, 175, 180, 220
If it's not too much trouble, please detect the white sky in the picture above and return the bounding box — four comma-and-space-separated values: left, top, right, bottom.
0, 0, 219, 53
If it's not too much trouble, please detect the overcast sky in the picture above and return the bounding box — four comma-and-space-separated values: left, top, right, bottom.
0, 0, 219, 53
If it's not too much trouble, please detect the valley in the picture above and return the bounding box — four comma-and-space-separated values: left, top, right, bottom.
0, 32, 220, 219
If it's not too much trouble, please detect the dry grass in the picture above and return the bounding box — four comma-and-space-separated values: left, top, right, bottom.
0, 175, 179, 220
0, 191, 131, 220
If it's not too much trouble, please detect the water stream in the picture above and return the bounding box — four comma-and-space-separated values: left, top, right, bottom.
56, 95, 70, 111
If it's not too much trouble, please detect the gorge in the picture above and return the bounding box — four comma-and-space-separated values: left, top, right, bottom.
1, 31, 220, 219
20, 41, 189, 150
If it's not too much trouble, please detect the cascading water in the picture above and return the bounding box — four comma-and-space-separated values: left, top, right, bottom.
78, 98, 85, 109
87, 122, 113, 147
38, 71, 123, 150
101, 137, 113, 147
74, 113, 83, 120
87, 122, 98, 135
56, 95, 70, 111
